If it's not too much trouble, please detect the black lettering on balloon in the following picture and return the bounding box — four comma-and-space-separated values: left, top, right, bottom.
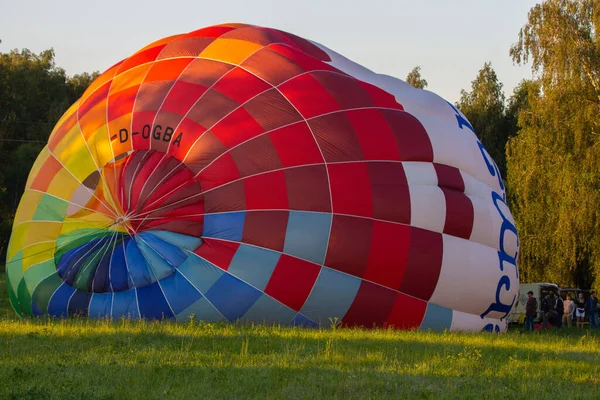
119, 128, 128, 143
153, 125, 162, 140
115, 126, 184, 147
163, 127, 173, 142
172, 132, 183, 148
142, 124, 150, 139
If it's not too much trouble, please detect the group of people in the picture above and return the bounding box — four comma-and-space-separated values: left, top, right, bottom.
524, 290, 599, 331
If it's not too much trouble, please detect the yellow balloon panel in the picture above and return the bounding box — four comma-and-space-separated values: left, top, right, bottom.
8, 223, 28, 261
24, 222, 63, 251
200, 38, 263, 65
8, 222, 62, 261
21, 241, 57, 272
61, 212, 115, 235
52, 128, 99, 183
87, 125, 117, 168
13, 191, 44, 226
46, 168, 86, 202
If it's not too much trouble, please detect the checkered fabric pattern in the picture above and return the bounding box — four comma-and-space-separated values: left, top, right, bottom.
5, 24, 519, 332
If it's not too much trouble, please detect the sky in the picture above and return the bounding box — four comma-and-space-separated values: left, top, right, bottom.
0, 0, 539, 103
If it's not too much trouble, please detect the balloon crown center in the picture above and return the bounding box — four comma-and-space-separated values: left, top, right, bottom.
115, 215, 128, 225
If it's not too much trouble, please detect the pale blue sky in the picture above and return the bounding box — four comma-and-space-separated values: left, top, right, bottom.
1, 0, 538, 103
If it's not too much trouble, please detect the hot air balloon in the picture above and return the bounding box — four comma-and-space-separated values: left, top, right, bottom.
5, 23, 519, 332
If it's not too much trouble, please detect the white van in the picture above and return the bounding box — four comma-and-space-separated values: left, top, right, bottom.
509, 283, 560, 324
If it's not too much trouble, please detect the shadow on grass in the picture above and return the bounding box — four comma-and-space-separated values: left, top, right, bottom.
1, 324, 599, 399
1, 353, 598, 400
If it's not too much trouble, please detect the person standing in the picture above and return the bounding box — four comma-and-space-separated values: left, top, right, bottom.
541, 293, 554, 329
588, 291, 598, 329
554, 294, 564, 328
562, 295, 574, 328
525, 290, 537, 332
575, 293, 586, 329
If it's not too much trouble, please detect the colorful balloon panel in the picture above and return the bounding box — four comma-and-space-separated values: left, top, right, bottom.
5, 23, 519, 332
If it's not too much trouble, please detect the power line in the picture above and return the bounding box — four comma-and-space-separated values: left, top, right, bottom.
0, 138, 46, 143
0, 120, 55, 125
0, 120, 53, 143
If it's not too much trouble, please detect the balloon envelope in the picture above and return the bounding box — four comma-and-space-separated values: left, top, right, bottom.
5, 23, 519, 332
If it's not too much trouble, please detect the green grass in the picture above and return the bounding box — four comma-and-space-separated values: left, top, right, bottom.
1, 270, 599, 399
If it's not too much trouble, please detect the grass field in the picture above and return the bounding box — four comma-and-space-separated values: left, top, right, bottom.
1, 270, 599, 399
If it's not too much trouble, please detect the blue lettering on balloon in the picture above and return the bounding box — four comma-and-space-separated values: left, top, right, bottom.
477, 142, 505, 196
446, 101, 475, 133
447, 101, 505, 195
492, 191, 519, 276
480, 275, 516, 320
483, 323, 501, 333
447, 102, 519, 325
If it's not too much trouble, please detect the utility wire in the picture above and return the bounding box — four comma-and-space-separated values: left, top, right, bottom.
0, 120, 55, 126
0, 138, 46, 143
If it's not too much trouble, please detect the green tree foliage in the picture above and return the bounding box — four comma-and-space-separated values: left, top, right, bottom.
406, 66, 428, 89
0, 48, 96, 258
456, 63, 514, 177
507, 0, 600, 290
505, 79, 541, 139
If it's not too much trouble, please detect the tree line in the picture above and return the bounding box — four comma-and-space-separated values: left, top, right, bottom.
0, 49, 98, 257
1, 0, 599, 292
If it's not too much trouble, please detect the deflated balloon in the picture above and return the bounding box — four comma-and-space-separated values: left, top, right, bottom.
5, 23, 519, 332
